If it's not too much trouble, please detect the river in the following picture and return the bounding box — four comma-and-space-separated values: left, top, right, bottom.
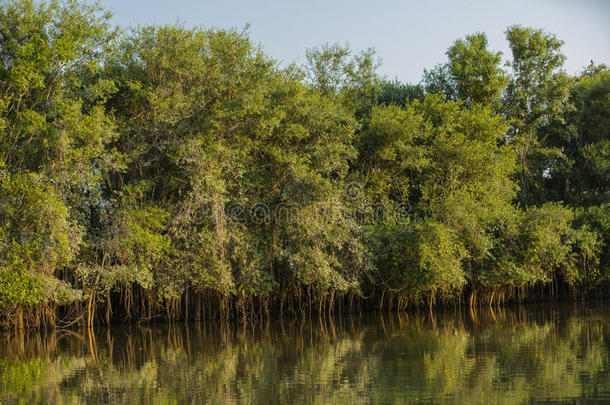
0, 301, 609, 404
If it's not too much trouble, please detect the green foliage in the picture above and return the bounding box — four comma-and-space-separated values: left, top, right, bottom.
305, 43, 380, 117
424, 33, 507, 108
503, 25, 573, 205
518, 203, 579, 283
373, 220, 466, 298
0, 171, 82, 306
376, 79, 424, 106
447, 33, 508, 107
0, 258, 44, 306
544, 69, 610, 206
574, 203, 610, 285
0, 0, 607, 324
0, 0, 115, 310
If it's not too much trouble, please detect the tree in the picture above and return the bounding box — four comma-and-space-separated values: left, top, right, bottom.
503, 25, 572, 205
305, 43, 380, 117
546, 68, 610, 206
424, 33, 507, 108
446, 33, 508, 107
0, 0, 116, 324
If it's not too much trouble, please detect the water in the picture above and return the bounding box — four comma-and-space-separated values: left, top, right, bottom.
0, 302, 609, 404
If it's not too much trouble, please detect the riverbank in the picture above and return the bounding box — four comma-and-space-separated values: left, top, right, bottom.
2, 281, 608, 330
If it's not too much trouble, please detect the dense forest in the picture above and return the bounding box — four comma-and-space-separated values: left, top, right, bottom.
0, 0, 608, 329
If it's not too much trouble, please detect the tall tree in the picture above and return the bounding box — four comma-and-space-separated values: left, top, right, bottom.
503, 25, 572, 205
424, 33, 507, 108
446, 33, 508, 107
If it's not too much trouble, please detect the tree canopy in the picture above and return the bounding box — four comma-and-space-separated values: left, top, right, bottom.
0, 0, 608, 328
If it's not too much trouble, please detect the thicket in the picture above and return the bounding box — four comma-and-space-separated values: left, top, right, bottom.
0, 0, 608, 328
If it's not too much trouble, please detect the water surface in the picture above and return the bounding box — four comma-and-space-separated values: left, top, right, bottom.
1, 302, 609, 404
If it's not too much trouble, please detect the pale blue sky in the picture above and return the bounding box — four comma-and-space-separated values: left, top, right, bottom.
102, 0, 610, 83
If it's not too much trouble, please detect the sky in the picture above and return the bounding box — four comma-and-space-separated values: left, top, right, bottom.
102, 0, 610, 83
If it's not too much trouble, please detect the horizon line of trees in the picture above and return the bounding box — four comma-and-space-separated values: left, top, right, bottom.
0, 0, 608, 329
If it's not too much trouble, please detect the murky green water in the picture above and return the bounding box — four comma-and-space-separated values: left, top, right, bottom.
0, 302, 609, 404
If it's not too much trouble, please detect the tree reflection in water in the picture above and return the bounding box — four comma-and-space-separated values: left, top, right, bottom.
0, 302, 608, 404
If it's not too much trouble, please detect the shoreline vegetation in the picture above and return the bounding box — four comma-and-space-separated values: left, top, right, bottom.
0, 0, 608, 330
